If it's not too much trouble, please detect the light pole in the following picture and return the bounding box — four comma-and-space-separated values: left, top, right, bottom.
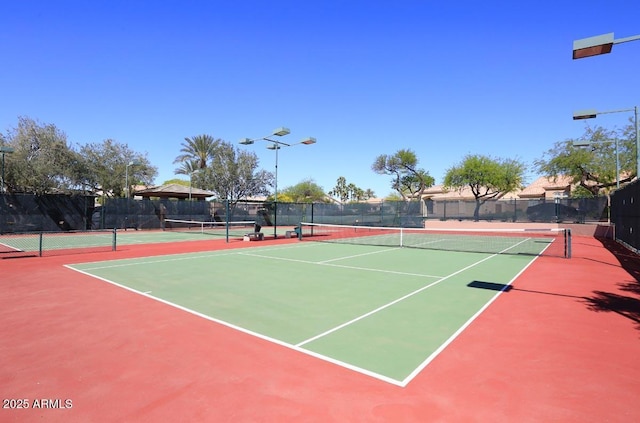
1, 146, 14, 193
125, 160, 142, 199
573, 107, 639, 185
189, 169, 202, 201
240, 127, 316, 238
573, 32, 640, 59
124, 160, 142, 230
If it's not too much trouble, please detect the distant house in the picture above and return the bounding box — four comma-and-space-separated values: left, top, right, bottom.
416, 185, 519, 220
420, 185, 520, 201
518, 176, 573, 200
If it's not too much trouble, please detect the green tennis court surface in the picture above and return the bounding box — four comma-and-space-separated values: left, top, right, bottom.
67, 240, 546, 386
0, 228, 245, 256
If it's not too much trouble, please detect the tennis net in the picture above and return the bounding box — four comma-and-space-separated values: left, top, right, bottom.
0, 229, 116, 258
164, 219, 258, 238
298, 222, 571, 258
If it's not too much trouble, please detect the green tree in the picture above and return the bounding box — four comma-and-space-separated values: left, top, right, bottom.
347, 183, 365, 202
163, 178, 190, 186
444, 154, 526, 220
2, 116, 85, 194
329, 176, 350, 202
174, 135, 273, 205
280, 179, 327, 203
80, 139, 156, 197
174, 134, 220, 170
535, 125, 635, 196
372, 149, 434, 200
384, 192, 403, 201
174, 159, 200, 176
201, 140, 274, 204
329, 176, 375, 202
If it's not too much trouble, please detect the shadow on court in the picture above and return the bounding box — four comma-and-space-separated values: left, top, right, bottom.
467, 280, 584, 300
468, 278, 640, 331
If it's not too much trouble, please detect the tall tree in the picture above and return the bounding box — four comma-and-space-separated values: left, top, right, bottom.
200, 140, 274, 204
535, 125, 635, 196
347, 183, 365, 202
329, 176, 373, 203
329, 176, 350, 203
2, 116, 84, 194
372, 149, 434, 200
280, 179, 327, 203
444, 154, 526, 220
173, 134, 220, 170
80, 139, 156, 197
174, 159, 200, 176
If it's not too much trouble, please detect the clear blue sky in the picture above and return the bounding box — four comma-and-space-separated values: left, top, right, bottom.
1, 1, 639, 198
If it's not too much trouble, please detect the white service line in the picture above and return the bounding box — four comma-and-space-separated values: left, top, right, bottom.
238, 251, 444, 279
295, 237, 532, 349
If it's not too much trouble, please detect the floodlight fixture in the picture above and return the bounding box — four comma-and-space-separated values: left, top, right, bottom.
572, 107, 640, 188
272, 127, 291, 136
573, 32, 640, 59
239, 126, 316, 238
573, 110, 598, 120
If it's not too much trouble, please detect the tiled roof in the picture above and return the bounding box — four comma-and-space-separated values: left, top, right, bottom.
134, 183, 215, 197
518, 176, 573, 198
421, 184, 518, 201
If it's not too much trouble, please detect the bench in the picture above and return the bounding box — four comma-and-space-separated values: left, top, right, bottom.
243, 232, 264, 241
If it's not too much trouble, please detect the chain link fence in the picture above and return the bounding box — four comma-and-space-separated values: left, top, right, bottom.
611, 180, 640, 253
1, 194, 610, 234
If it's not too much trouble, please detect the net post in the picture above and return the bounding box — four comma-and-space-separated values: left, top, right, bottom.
225, 199, 230, 243
565, 228, 572, 259
112, 227, 117, 251
38, 232, 43, 257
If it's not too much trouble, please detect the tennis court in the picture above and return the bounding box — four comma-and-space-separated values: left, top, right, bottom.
4, 223, 640, 422
0, 220, 258, 257
67, 226, 556, 386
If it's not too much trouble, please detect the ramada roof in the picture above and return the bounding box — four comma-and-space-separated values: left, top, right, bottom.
134, 183, 215, 199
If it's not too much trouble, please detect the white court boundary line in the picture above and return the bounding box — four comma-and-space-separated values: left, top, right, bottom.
65, 237, 536, 387
64, 263, 404, 386
295, 238, 531, 349
69, 243, 315, 271
238, 250, 445, 279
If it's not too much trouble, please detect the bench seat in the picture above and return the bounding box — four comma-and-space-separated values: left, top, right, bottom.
243, 232, 264, 241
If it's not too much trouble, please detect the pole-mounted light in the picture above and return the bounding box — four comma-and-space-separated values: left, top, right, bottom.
239, 127, 316, 238
573, 32, 640, 59
573, 107, 639, 188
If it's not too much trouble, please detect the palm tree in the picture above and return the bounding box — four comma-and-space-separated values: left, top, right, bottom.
173, 134, 219, 170
174, 159, 200, 176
